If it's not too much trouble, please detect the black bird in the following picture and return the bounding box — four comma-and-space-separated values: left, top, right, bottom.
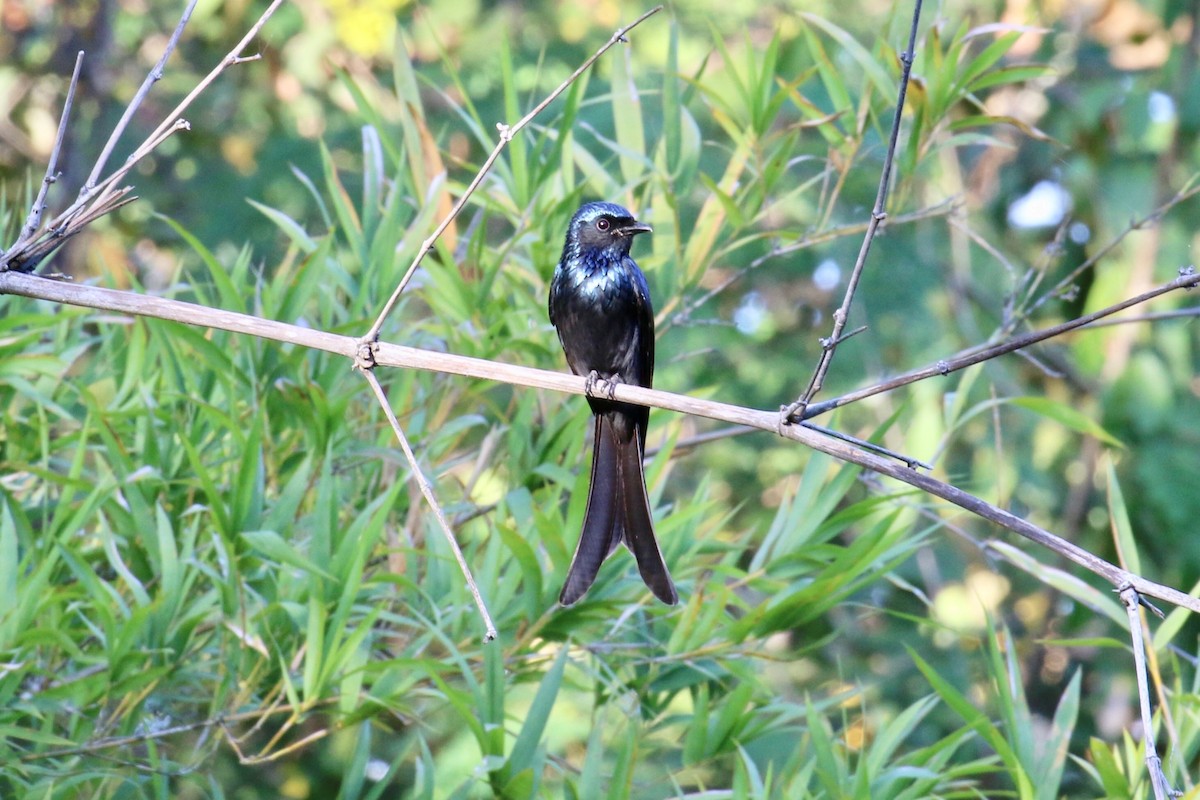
548, 201, 677, 606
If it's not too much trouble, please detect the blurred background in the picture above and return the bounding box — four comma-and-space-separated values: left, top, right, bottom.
3, 0, 1200, 796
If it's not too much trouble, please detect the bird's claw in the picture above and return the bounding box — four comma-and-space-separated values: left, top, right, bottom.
584, 370, 602, 398
584, 370, 621, 401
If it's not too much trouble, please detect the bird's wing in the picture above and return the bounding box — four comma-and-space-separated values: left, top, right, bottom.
630, 257, 655, 391
547, 263, 560, 327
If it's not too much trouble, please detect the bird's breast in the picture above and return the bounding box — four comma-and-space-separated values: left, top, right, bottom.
556, 257, 642, 312
550, 256, 649, 381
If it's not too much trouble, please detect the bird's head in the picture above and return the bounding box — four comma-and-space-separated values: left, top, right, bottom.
566, 201, 652, 259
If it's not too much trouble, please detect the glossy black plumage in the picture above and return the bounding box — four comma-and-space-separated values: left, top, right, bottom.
549, 201, 676, 606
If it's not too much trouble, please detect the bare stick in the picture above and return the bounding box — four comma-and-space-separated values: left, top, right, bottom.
1081, 305, 1200, 328
1, 51, 83, 267
782, 0, 925, 423
666, 199, 957, 330
20, 701, 329, 763
363, 5, 664, 343
1, 0, 283, 275
83, 0, 199, 191
1022, 178, 1200, 320
75, 0, 281, 216
6, 269, 1200, 615
359, 365, 497, 641
1120, 587, 1176, 800
800, 266, 1200, 421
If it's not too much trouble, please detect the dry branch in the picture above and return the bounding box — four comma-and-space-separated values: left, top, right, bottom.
783, 0, 925, 421
5, 268, 1199, 618
804, 265, 1200, 420
0, 0, 283, 273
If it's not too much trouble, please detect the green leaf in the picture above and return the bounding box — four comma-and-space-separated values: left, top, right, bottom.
320, 140, 365, 264
802, 14, 895, 100
1034, 669, 1080, 796
909, 647, 1033, 797
987, 541, 1126, 627
956, 30, 1023, 89
662, 23, 682, 175
506, 644, 569, 778
578, 708, 610, 800
1085, 738, 1134, 798
1152, 576, 1200, 651
497, 524, 543, 617
1105, 458, 1140, 575
247, 199, 318, 254
241, 530, 334, 580
683, 683, 711, 764
230, 415, 266, 533
153, 503, 181, 612
158, 214, 245, 313
303, 593, 326, 704
0, 504, 17, 619
611, 45, 646, 186
968, 64, 1053, 92
1009, 396, 1124, 448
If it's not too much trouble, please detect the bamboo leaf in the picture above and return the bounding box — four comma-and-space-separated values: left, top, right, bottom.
611, 45, 646, 186
1009, 396, 1124, 448
506, 645, 569, 778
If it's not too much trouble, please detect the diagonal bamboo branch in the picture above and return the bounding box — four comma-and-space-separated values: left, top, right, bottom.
6, 268, 1199, 616
359, 365, 497, 641
0, 0, 283, 273
802, 266, 1199, 420
362, 5, 664, 343
1, 51, 84, 266
782, 0, 925, 422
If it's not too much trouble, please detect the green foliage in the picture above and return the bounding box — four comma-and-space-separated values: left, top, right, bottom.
3, 1, 1200, 798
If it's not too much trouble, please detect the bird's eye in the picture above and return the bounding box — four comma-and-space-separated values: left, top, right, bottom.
595, 218, 610, 232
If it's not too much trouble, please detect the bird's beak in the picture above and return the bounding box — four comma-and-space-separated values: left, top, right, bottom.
619, 220, 653, 237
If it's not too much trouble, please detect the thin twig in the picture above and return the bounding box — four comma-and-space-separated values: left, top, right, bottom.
18, 701, 322, 763
359, 363, 497, 641
363, 5, 664, 343
1, 51, 84, 268
803, 420, 931, 470
75, 0, 279, 218
1022, 178, 1200, 320
665, 199, 958, 330
2, 0, 284, 274
13, 192, 141, 273
1120, 587, 1177, 800
7, 269, 1200, 615
83, 0, 199, 191
800, 266, 1200, 421
782, 0, 925, 423
1080, 305, 1200, 328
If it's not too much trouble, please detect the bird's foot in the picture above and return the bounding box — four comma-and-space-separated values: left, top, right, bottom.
584, 370, 602, 398
602, 373, 621, 400
584, 371, 621, 400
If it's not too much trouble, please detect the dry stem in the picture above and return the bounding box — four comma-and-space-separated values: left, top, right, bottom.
5, 268, 1200, 618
